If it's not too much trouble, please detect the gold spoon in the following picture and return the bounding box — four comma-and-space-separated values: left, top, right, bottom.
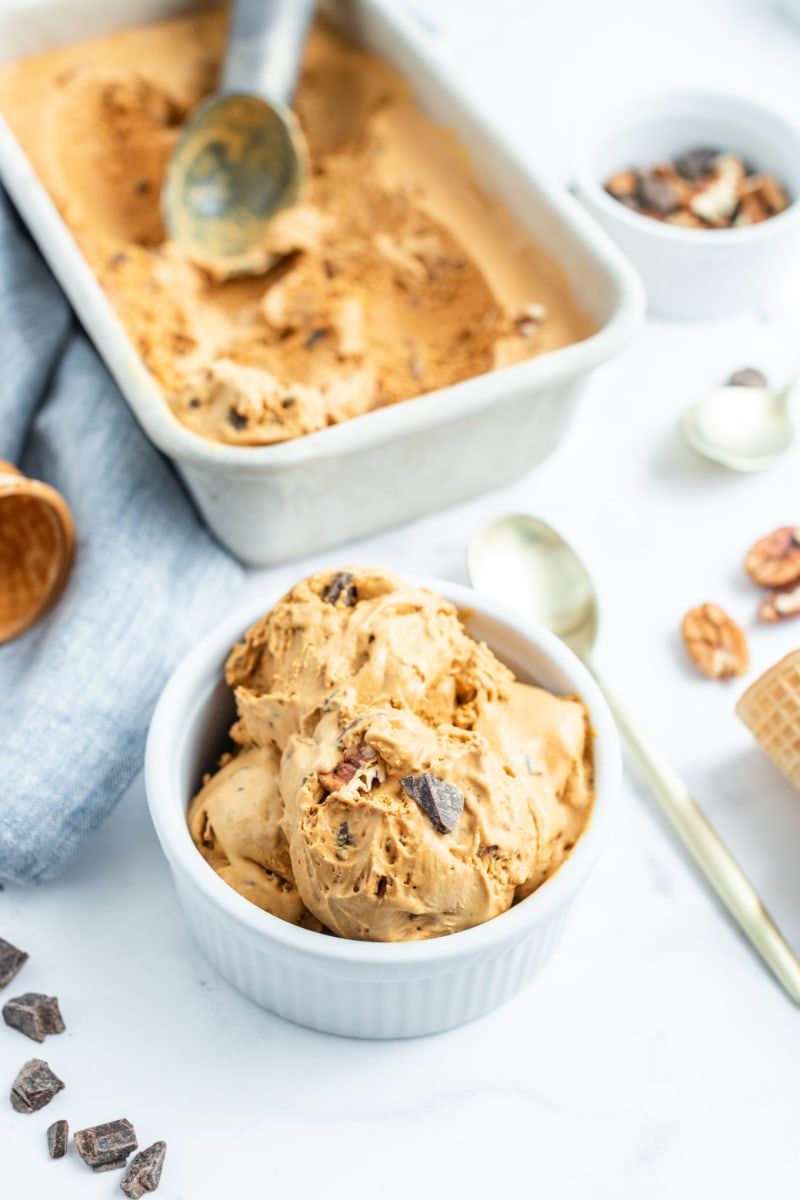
681, 374, 797, 471
163, 0, 314, 276
469, 513, 800, 1005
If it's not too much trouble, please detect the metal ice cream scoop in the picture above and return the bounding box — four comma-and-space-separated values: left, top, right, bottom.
163, 0, 315, 275
469, 512, 800, 1006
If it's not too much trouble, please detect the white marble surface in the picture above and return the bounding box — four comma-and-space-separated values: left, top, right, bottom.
3, 0, 800, 1196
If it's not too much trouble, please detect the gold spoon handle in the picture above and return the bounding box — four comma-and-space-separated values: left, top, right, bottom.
594, 672, 800, 1005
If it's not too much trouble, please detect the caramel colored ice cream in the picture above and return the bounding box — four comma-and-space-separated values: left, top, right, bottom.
0, 8, 595, 447
188, 568, 595, 941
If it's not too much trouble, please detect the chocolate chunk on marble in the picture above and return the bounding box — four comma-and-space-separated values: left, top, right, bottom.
0, 938, 28, 988
120, 1140, 167, 1198
10, 1058, 65, 1113
3, 993, 65, 1042
75, 1118, 138, 1172
400, 773, 464, 834
322, 571, 357, 606
47, 1118, 69, 1159
727, 367, 767, 388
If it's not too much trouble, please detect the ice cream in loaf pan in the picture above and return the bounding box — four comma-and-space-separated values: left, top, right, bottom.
0, 7, 595, 447
188, 568, 595, 941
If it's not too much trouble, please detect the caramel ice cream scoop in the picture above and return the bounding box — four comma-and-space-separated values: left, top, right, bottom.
281, 704, 539, 941
188, 567, 595, 941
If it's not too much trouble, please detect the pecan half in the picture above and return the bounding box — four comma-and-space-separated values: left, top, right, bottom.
681, 604, 749, 680
745, 527, 800, 588
319, 742, 381, 795
759, 582, 800, 622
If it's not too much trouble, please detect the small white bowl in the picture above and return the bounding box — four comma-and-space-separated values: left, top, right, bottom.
573, 90, 800, 318
144, 579, 620, 1039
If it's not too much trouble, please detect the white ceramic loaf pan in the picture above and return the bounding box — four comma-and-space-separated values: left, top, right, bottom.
0, 0, 644, 566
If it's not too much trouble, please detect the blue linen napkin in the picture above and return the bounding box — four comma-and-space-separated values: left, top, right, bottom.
0, 189, 244, 885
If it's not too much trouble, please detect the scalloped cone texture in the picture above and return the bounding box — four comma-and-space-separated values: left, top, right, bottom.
736, 649, 800, 793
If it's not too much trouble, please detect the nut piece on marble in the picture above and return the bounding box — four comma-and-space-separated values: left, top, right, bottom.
759, 581, 800, 623
681, 603, 749, 680
3, 993, 65, 1042
745, 527, 800, 589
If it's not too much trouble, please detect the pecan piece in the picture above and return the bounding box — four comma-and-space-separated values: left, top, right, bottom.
745, 527, 800, 588
319, 742, 381, 794
681, 604, 749, 680
759, 582, 800, 622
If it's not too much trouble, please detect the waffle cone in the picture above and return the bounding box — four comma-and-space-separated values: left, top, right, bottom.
0, 461, 75, 644
735, 649, 800, 793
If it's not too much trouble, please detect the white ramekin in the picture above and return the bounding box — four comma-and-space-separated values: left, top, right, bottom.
144, 577, 621, 1039
573, 90, 800, 319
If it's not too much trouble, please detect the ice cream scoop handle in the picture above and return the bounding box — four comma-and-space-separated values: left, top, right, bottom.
223, 0, 316, 104
595, 671, 800, 1006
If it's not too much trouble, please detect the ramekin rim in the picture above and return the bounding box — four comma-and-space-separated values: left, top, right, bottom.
144, 574, 621, 968
572, 86, 800, 246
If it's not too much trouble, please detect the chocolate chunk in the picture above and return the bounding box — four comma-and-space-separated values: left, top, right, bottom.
281, 395, 296, 408
75, 1118, 138, 1173
227, 407, 248, 430
637, 170, 679, 214
0, 938, 28, 988
336, 821, 355, 848
3, 993, 65, 1042
187, 396, 201, 409
47, 1119, 69, 1159
120, 1141, 167, 1198
400, 774, 464, 834
727, 367, 767, 388
10, 1058, 65, 1113
322, 571, 357, 607
675, 147, 719, 181
305, 328, 328, 348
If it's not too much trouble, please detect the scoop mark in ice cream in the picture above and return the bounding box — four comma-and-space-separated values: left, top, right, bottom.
400, 773, 464, 834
